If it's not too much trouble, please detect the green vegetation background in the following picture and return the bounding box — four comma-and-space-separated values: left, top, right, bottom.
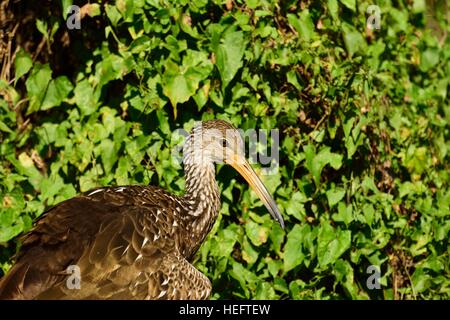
0, 0, 449, 299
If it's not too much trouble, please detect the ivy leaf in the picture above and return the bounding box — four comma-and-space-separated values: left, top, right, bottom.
287, 10, 316, 42
242, 238, 259, 265
99, 139, 118, 173
332, 202, 354, 225
41, 76, 73, 110
327, 0, 339, 21
215, 30, 246, 90
339, 0, 356, 11
245, 220, 269, 246
25, 63, 52, 114
14, 49, 33, 84
326, 188, 346, 207
61, 0, 73, 19
420, 49, 439, 72
0, 217, 24, 243
304, 144, 343, 186
105, 4, 122, 26
74, 79, 97, 115
283, 224, 306, 272
317, 221, 351, 267
342, 23, 366, 56
162, 51, 212, 118
0, 120, 12, 133
163, 73, 192, 118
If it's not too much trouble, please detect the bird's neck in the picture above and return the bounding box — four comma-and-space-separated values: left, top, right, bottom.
181, 160, 220, 259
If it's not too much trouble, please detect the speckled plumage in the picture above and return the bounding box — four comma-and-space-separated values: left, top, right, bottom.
0, 120, 282, 300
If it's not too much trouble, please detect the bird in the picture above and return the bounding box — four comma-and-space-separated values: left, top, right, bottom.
0, 119, 284, 300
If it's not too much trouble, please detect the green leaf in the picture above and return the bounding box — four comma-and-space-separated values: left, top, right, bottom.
85, 4, 101, 17
269, 223, 285, 254
163, 73, 192, 118
267, 259, 282, 278
0, 221, 24, 243
7, 153, 43, 190
326, 188, 346, 207
332, 202, 354, 225
74, 79, 97, 115
116, 0, 135, 21
317, 221, 351, 267
362, 203, 375, 226
0, 120, 12, 133
99, 139, 118, 173
284, 191, 307, 220
60, 0, 73, 19
216, 227, 239, 258
25, 63, 52, 114
333, 259, 361, 299
327, 0, 339, 20
242, 238, 259, 265
339, 0, 356, 11
41, 76, 73, 110
115, 156, 131, 185
14, 48, 33, 84
79, 175, 97, 192
411, 268, 432, 293
105, 4, 122, 26
215, 31, 246, 90
36, 19, 48, 37
287, 10, 316, 42
254, 281, 276, 299
228, 261, 258, 297
304, 144, 343, 186
245, 220, 269, 246
162, 52, 212, 117
283, 224, 306, 272
342, 23, 366, 56
420, 49, 439, 72
40, 175, 65, 201
95, 54, 128, 87
412, 0, 426, 13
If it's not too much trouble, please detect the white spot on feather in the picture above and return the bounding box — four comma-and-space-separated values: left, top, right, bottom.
122, 244, 130, 256
87, 189, 103, 196
157, 290, 167, 299
116, 187, 126, 192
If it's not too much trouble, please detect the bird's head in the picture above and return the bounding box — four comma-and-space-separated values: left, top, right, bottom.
184, 120, 284, 228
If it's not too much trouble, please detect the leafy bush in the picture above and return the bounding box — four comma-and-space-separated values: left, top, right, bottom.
0, 0, 449, 299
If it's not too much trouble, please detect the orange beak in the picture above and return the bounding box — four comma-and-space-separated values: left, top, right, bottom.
226, 154, 285, 229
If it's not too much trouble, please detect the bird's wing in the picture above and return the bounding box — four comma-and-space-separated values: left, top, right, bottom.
35, 208, 211, 299
35, 247, 212, 300
0, 196, 119, 299
0, 186, 198, 300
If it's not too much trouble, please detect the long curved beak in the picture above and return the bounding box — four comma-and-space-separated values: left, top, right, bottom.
226, 154, 285, 229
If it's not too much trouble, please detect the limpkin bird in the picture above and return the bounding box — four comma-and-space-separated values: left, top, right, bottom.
0, 120, 284, 300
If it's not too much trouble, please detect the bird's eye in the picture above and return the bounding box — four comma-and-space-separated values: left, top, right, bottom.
222, 139, 228, 148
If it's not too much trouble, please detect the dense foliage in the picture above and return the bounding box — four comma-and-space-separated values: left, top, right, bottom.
0, 0, 449, 299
